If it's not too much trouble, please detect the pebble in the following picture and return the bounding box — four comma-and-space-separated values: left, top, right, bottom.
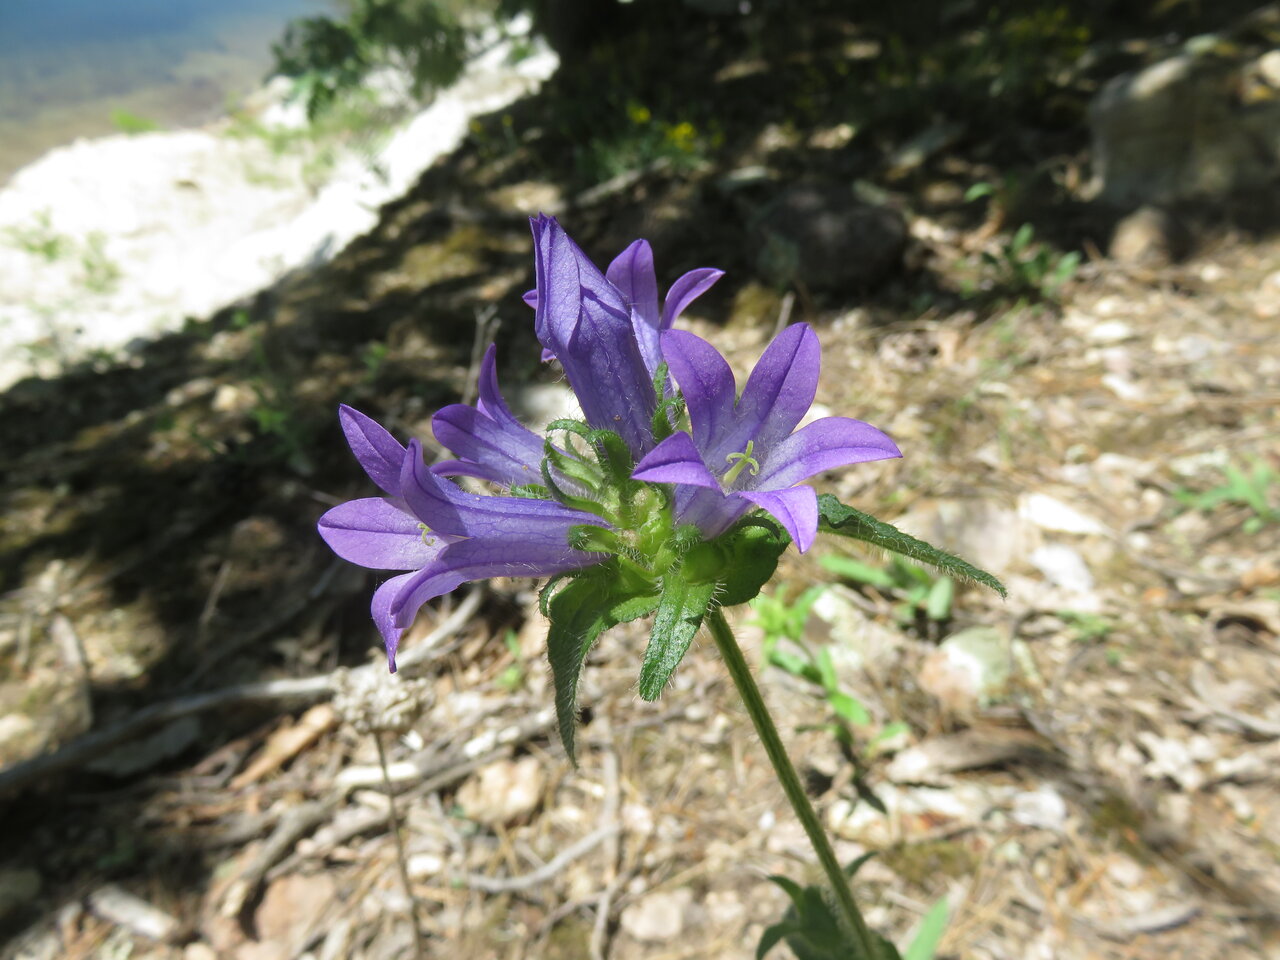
619, 888, 693, 943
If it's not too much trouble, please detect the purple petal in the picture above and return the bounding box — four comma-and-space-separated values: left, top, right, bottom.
631, 431, 721, 489
431, 349, 546, 488
737, 485, 820, 553
400, 439, 605, 539
530, 215, 656, 456
317, 497, 445, 570
372, 572, 417, 672
429, 400, 544, 485
522, 288, 538, 309
389, 536, 604, 629
756, 417, 902, 489
673, 485, 750, 540
607, 239, 663, 376
736, 323, 821, 450
661, 267, 723, 329
659, 329, 742, 459
339, 404, 406, 496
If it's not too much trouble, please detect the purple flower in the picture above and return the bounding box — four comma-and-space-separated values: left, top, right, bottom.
318, 405, 607, 670
526, 215, 721, 455
632, 323, 901, 552
430, 343, 546, 488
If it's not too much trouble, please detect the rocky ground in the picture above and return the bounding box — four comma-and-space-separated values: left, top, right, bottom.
1, 3, 1278, 959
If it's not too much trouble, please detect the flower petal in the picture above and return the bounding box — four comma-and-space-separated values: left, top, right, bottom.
736, 485, 819, 553
756, 417, 902, 489
531, 215, 656, 456
659, 328, 743, 459
736, 323, 820, 450
389, 536, 603, 629
432, 348, 545, 487
607, 239, 662, 376
372, 572, 418, 672
317, 498, 444, 570
339, 404, 406, 496
401, 439, 606, 539
632, 431, 721, 489
662, 267, 723, 329
673, 485, 750, 540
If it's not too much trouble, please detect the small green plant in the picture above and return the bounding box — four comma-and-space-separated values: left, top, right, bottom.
820, 554, 954, 631
233, 310, 315, 475
271, 0, 466, 121
752, 585, 870, 729
361, 341, 390, 382
495, 630, 526, 691
966, 222, 1079, 302
1058, 610, 1113, 644
4, 211, 70, 262
109, 109, 160, 134
80, 232, 122, 294
1174, 459, 1280, 534
759, 856, 949, 960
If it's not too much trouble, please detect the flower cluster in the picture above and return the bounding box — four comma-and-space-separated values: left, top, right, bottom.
318, 215, 900, 676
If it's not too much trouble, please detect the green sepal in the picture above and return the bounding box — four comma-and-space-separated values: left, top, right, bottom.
816, 494, 1007, 599
715, 518, 792, 607
544, 417, 595, 441
637, 572, 717, 701
542, 437, 603, 491
567, 524, 621, 555
541, 446, 606, 517
508, 482, 551, 500
585, 427, 636, 486
650, 362, 687, 442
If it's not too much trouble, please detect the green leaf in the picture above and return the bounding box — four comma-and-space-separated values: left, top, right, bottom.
638, 573, 717, 700
925, 577, 954, 621
756, 921, 797, 959
903, 897, 949, 960
817, 495, 1007, 599
545, 574, 621, 763
765, 874, 808, 909
820, 554, 897, 590
1010, 222, 1034, 254
872, 934, 905, 960
829, 691, 871, 726
963, 182, 994, 201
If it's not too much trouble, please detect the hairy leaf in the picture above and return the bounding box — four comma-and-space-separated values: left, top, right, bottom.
817, 494, 1006, 598
638, 573, 717, 700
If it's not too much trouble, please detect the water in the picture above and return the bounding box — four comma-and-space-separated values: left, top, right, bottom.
0, 0, 331, 183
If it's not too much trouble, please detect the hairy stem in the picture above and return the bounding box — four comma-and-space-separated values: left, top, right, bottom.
375, 732, 425, 960
706, 607, 877, 956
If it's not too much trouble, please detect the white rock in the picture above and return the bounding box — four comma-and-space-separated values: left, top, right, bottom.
919, 626, 1010, 712
1018, 493, 1107, 535
455, 756, 547, 826
1010, 786, 1068, 831
1029, 544, 1095, 595
619, 888, 693, 943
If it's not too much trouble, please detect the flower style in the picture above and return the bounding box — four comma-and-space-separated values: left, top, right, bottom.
631, 323, 902, 553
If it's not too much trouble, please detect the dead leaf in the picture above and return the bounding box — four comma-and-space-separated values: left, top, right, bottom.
230, 705, 336, 790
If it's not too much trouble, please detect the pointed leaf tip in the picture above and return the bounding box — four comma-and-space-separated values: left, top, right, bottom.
816, 494, 1007, 599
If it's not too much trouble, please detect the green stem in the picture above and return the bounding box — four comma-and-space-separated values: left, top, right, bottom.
707, 607, 878, 957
